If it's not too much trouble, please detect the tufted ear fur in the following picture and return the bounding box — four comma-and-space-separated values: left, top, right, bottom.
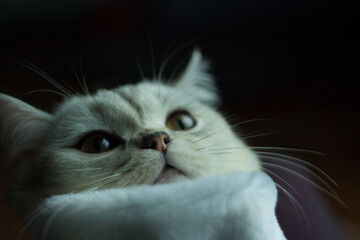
176, 50, 220, 106
0, 94, 52, 165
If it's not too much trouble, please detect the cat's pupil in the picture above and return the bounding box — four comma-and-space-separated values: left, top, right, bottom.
177, 119, 185, 130
93, 139, 100, 152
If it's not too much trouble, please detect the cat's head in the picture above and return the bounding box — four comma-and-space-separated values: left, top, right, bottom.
0, 50, 260, 212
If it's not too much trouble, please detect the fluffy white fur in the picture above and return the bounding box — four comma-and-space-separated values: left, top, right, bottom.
29, 171, 285, 240
1, 50, 260, 213
0, 50, 280, 239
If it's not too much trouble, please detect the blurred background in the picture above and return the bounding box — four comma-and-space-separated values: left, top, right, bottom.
0, 0, 359, 239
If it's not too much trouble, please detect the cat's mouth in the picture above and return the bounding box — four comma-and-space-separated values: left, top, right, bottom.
153, 164, 186, 184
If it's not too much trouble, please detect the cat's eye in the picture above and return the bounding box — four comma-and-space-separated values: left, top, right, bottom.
77, 132, 121, 154
166, 111, 196, 130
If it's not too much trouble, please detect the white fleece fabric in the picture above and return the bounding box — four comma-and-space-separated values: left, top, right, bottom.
29, 171, 286, 240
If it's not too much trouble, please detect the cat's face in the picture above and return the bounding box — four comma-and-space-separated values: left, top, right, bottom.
1, 51, 260, 210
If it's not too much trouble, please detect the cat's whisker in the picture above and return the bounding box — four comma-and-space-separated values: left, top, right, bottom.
265, 170, 309, 231
204, 146, 249, 151
14, 207, 47, 240
42, 201, 71, 240
262, 162, 347, 208
192, 126, 229, 143
78, 174, 120, 193
20, 89, 71, 100
94, 177, 127, 190
259, 155, 338, 196
18, 61, 94, 116
168, 55, 192, 81
8, 208, 34, 239
16, 60, 75, 98
263, 168, 302, 197
194, 141, 246, 151
194, 146, 208, 151
192, 132, 217, 143
157, 38, 179, 81
203, 145, 324, 156
212, 151, 236, 155
193, 134, 268, 152
256, 151, 337, 187
79, 46, 91, 96
222, 113, 241, 124
135, 48, 146, 80
65, 57, 90, 96
76, 172, 121, 193
229, 118, 275, 129
147, 33, 156, 80
194, 118, 273, 144
158, 36, 205, 82
193, 118, 276, 144
250, 146, 325, 155
82, 62, 93, 94
241, 131, 276, 140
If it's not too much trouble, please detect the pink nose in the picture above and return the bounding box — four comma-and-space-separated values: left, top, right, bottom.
142, 132, 170, 152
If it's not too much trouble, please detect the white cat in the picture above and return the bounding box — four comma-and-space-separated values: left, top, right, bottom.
0, 50, 260, 215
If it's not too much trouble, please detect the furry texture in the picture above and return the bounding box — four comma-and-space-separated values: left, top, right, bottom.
1, 50, 260, 215
29, 171, 285, 240
0, 51, 278, 240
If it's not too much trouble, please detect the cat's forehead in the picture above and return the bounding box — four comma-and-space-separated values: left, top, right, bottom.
109, 81, 196, 115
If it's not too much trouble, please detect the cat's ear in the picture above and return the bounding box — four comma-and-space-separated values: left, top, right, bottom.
175, 50, 220, 106
0, 94, 52, 164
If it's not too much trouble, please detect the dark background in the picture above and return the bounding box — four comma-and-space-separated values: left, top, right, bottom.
0, 0, 359, 239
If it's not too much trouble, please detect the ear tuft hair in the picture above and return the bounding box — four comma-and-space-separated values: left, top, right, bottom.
175, 50, 220, 106
0, 94, 52, 164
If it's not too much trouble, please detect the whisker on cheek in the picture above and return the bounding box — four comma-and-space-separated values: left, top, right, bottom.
10, 206, 46, 240
256, 151, 336, 186
267, 171, 310, 231
259, 155, 338, 196
41, 201, 72, 240
75, 173, 122, 193
262, 162, 346, 208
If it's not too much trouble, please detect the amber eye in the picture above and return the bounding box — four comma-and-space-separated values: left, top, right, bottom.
77, 132, 121, 153
166, 111, 196, 130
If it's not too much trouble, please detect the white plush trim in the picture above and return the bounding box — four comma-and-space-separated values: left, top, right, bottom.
29, 171, 286, 240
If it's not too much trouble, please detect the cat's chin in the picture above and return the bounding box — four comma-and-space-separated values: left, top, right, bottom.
153, 165, 187, 184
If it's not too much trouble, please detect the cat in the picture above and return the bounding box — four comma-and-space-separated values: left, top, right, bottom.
0, 50, 261, 215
